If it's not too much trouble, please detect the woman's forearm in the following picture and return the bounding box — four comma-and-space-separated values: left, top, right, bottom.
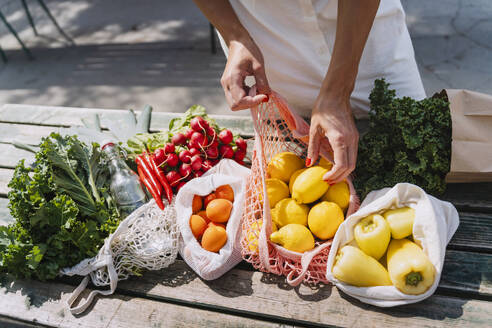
322, 0, 380, 99
193, 0, 251, 46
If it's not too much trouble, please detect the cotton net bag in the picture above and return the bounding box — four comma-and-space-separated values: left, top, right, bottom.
176, 159, 250, 280
241, 90, 360, 286
62, 199, 179, 314
326, 183, 459, 307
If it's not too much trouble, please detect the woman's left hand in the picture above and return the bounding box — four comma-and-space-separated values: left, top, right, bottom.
307, 93, 359, 184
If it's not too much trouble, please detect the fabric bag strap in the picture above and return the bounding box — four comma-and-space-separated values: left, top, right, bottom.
65, 254, 118, 315
285, 242, 332, 286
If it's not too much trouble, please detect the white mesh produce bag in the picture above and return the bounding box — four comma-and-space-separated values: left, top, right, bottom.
62, 199, 179, 314
326, 183, 459, 307
176, 159, 250, 280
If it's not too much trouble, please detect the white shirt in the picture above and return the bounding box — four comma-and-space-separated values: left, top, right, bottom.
219, 0, 426, 117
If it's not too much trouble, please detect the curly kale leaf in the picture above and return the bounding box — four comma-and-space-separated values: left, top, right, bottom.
354, 79, 452, 198
1, 133, 119, 280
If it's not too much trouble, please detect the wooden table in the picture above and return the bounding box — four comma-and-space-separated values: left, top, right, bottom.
0, 104, 491, 328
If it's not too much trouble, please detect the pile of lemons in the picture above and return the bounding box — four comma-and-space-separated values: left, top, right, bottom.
250, 152, 350, 253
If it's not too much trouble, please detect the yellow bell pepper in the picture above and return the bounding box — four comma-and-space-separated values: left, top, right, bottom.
354, 214, 391, 260
383, 207, 415, 239
387, 239, 435, 295
332, 245, 392, 287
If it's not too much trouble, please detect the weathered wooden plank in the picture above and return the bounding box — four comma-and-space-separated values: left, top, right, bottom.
0, 276, 284, 328
0, 168, 12, 196
443, 183, 492, 212
441, 250, 492, 297
115, 260, 492, 327
0, 104, 255, 137
0, 197, 13, 226
0, 123, 63, 146
0, 143, 35, 169
449, 212, 492, 253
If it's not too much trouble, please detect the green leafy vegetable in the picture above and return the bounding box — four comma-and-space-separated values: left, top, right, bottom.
0, 133, 119, 280
125, 105, 219, 156
354, 79, 452, 198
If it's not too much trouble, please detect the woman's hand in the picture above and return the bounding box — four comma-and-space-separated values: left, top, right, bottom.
307, 93, 359, 184
221, 38, 270, 111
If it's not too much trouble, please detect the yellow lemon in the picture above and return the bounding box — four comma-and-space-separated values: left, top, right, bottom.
270, 224, 315, 253
272, 198, 309, 228
248, 220, 262, 252
319, 157, 333, 170
265, 178, 290, 208
308, 201, 344, 240
267, 152, 304, 182
289, 168, 307, 195
292, 166, 329, 204
247, 219, 278, 252
321, 181, 350, 211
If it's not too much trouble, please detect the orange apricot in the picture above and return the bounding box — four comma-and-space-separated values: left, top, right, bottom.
189, 214, 207, 239
215, 184, 234, 202
196, 210, 210, 223
201, 225, 227, 252
208, 221, 226, 229
203, 193, 217, 207
192, 195, 203, 213
206, 199, 233, 223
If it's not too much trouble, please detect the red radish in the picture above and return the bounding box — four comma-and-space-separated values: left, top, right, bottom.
179, 163, 192, 178
218, 129, 233, 144
172, 133, 186, 145
235, 137, 247, 150
219, 144, 234, 159
164, 143, 175, 154
211, 159, 219, 166
189, 147, 200, 157
205, 146, 219, 159
202, 159, 213, 172
166, 171, 181, 186
179, 150, 192, 164
194, 170, 204, 178
190, 116, 208, 132
208, 140, 219, 149
190, 155, 202, 171
154, 148, 166, 165
234, 148, 246, 161
206, 126, 216, 137
166, 153, 179, 167
185, 128, 194, 140
190, 132, 207, 148
176, 181, 187, 192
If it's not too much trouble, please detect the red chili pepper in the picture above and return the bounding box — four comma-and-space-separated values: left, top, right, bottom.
137, 163, 164, 210
136, 155, 162, 197
149, 155, 173, 203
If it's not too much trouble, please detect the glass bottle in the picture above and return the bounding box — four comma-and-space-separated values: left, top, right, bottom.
102, 142, 146, 218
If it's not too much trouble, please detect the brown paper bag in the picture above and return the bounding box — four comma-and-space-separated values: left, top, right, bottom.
445, 89, 492, 183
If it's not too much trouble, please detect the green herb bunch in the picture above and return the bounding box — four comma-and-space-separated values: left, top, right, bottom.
354, 79, 452, 198
0, 133, 119, 280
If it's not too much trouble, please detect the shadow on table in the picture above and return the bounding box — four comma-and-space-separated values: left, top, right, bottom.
338, 289, 467, 321
259, 272, 333, 302
0, 273, 64, 309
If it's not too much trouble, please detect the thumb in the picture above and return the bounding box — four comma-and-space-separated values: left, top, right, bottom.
253, 65, 271, 95
306, 125, 321, 167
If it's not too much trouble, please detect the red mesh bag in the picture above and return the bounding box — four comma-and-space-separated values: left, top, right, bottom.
241, 91, 360, 286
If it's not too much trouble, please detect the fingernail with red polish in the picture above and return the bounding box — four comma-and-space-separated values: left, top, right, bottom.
262, 94, 269, 103
305, 158, 311, 167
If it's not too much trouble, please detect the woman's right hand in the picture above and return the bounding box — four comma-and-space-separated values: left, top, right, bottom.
221, 38, 271, 111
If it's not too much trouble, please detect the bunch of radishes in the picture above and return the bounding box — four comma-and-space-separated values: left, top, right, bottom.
152, 116, 247, 193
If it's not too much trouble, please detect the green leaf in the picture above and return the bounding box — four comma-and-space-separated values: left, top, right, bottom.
355, 79, 451, 198
26, 244, 47, 270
